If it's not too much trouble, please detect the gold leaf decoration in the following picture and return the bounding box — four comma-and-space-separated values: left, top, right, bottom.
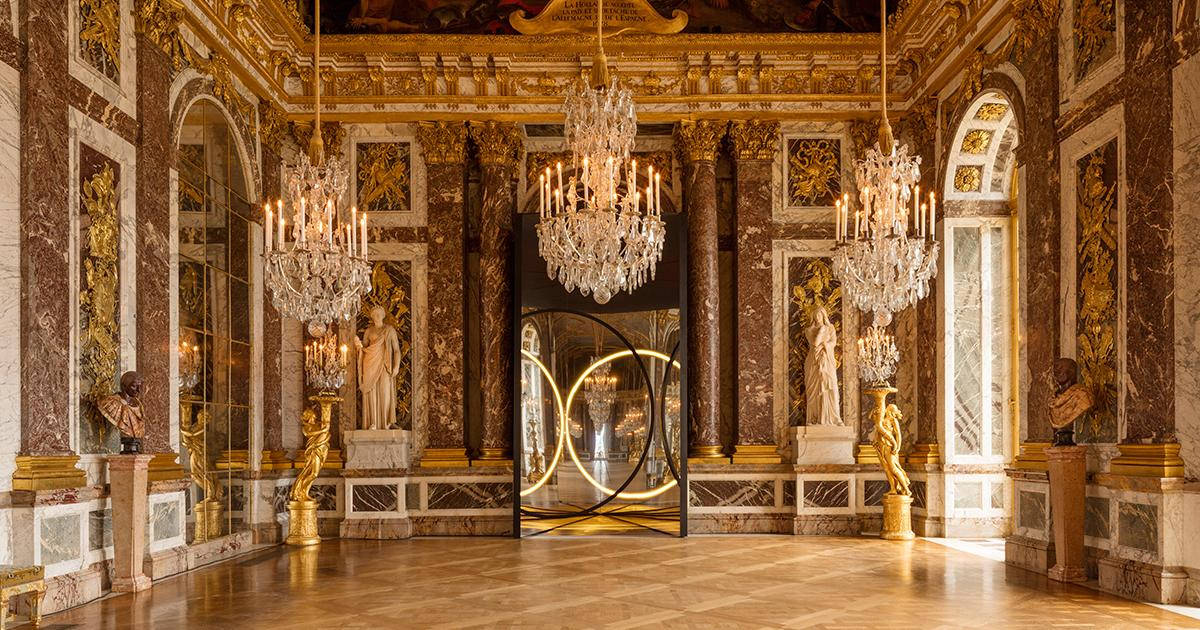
961, 130, 993, 155
954, 165, 982, 192
1074, 0, 1117, 80
788, 138, 841, 207
79, 158, 121, 450
975, 103, 1009, 121
1075, 140, 1118, 443
356, 142, 410, 213
358, 262, 413, 430
79, 0, 120, 81
788, 258, 841, 426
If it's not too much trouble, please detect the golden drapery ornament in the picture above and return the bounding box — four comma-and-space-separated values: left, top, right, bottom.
415, 121, 468, 166
729, 120, 780, 161
868, 386, 910, 497
1075, 143, 1118, 442
79, 0, 121, 80
961, 130, 993, 155
80, 162, 120, 444
356, 142, 410, 212
787, 138, 841, 207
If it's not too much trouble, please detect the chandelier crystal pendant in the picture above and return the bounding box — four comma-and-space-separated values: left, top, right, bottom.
832, 0, 939, 328
536, 0, 666, 304
857, 326, 900, 385
265, 0, 370, 337
304, 334, 348, 392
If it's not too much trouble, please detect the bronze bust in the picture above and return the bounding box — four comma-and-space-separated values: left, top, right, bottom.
97, 371, 146, 454
1049, 358, 1093, 447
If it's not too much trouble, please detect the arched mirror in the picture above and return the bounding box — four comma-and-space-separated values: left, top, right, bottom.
176, 99, 254, 543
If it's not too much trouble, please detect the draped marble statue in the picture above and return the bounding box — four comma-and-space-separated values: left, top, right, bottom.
354, 306, 402, 430
804, 305, 842, 425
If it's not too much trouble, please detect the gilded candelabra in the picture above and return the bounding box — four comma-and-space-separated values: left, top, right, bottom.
864, 385, 915, 541
286, 394, 336, 545
180, 395, 224, 542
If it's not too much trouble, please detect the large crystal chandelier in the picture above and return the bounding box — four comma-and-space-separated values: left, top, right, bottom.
583, 360, 618, 425
832, 0, 939, 328
265, 0, 370, 337
536, 0, 665, 304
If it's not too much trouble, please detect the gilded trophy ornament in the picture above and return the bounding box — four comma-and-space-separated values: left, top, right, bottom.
729, 120, 781, 161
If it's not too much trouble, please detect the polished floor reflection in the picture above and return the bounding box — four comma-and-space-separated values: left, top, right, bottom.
47, 537, 1193, 629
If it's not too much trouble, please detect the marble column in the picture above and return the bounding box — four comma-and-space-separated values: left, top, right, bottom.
729, 120, 781, 464
135, 30, 181, 481
16, 0, 78, 484
415, 121, 469, 466
470, 121, 521, 463
674, 120, 727, 459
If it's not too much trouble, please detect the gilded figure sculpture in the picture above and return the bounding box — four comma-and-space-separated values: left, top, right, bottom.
871, 394, 910, 496
180, 400, 223, 542
97, 371, 146, 454
291, 407, 331, 503
1050, 358, 1094, 447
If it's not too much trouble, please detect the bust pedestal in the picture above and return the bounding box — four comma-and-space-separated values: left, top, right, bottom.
792, 424, 856, 465
1047, 445, 1088, 582
345, 430, 410, 470
108, 453, 153, 592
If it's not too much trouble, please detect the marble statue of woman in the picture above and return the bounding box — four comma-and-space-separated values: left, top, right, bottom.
804, 305, 842, 426
354, 306, 401, 430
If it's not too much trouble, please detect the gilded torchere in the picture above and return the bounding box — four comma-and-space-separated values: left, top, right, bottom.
867, 386, 915, 541
286, 394, 335, 546
180, 396, 223, 542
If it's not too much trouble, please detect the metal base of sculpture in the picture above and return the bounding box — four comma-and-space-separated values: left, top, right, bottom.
866, 385, 914, 541
286, 392, 336, 546
881, 493, 915, 540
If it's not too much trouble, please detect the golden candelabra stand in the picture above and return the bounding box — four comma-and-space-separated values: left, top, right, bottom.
286, 391, 337, 546
179, 394, 224, 542
866, 385, 915, 541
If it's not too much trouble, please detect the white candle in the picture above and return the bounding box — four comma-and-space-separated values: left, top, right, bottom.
655, 173, 661, 214
556, 162, 563, 201
631, 159, 637, 203
278, 213, 285, 247
299, 197, 307, 243
583, 157, 590, 205
360, 214, 367, 258
929, 192, 936, 236
265, 206, 273, 252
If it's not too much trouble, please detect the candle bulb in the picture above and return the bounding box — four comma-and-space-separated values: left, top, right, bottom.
265, 206, 273, 252
351, 206, 358, 253
655, 172, 661, 214
278, 213, 285, 248
299, 197, 307, 242
340, 344, 348, 366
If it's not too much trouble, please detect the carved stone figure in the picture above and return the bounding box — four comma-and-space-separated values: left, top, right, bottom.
355, 306, 402, 430
804, 305, 842, 425
97, 371, 145, 454
1050, 358, 1094, 446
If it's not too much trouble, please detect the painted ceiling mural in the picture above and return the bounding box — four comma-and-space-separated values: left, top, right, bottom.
308, 0, 894, 35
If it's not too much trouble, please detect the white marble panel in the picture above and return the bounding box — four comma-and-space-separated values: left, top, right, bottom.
344, 478, 408, 519
345, 123, 426, 227
1173, 52, 1200, 478
281, 317, 304, 449
0, 62, 19, 492
67, 0, 137, 118
148, 491, 186, 554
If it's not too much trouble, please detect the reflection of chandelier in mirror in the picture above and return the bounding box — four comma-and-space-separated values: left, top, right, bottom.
831, 0, 939, 328
264, 0, 370, 337
178, 340, 201, 392
583, 359, 618, 425
535, 0, 666, 304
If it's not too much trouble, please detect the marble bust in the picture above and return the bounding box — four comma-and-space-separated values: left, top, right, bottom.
97, 371, 145, 454
804, 305, 842, 426
1049, 358, 1094, 446
355, 306, 402, 430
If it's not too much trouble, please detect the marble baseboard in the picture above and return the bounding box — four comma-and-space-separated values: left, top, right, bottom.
251, 521, 282, 545
1098, 556, 1188, 604
1186, 567, 1200, 607
187, 531, 260, 570
339, 517, 413, 540
687, 513, 791, 534
318, 518, 342, 538
943, 516, 1010, 538
857, 514, 883, 535
793, 515, 860, 536
1005, 534, 1053, 575
144, 544, 188, 581
42, 562, 105, 615
912, 514, 944, 537
411, 515, 512, 536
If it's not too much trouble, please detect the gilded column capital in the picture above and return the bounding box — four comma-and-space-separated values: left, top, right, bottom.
135, 0, 190, 70
258, 101, 289, 149
674, 120, 727, 163
469, 121, 523, 168
416, 121, 468, 166
729, 120, 781, 161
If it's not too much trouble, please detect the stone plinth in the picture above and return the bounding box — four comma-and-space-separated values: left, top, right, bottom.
1046, 445, 1087, 582
108, 454, 153, 592
792, 425, 856, 465
345, 430, 410, 470
881, 493, 915, 541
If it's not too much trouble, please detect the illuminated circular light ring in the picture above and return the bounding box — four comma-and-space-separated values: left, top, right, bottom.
563, 349, 681, 501
518, 350, 568, 497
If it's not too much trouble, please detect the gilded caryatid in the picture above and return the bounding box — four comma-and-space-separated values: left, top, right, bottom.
290, 407, 331, 504
355, 305, 402, 430
873, 400, 911, 497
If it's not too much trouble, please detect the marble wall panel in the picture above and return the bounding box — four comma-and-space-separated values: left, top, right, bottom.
426, 482, 512, 510
87, 508, 111, 551
152, 500, 180, 541
67, 0, 135, 117
347, 123, 426, 228
1174, 45, 1200, 477
734, 143, 777, 448
0, 61, 18, 485
782, 480, 796, 507
684, 158, 721, 453
310, 483, 337, 512
911, 479, 927, 510
863, 479, 889, 507
802, 480, 849, 508
40, 514, 81, 566
689, 480, 774, 508
953, 480, 983, 510
1086, 495, 1111, 539
422, 151, 466, 451
1117, 501, 1158, 554
353, 484, 399, 512
271, 485, 289, 515
1019, 489, 1047, 531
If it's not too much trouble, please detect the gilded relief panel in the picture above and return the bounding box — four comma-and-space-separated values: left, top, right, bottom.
1074, 0, 1117, 80
356, 142, 410, 213
1075, 139, 1119, 444
78, 0, 120, 82
78, 143, 121, 453
787, 138, 841, 207
357, 261, 413, 430
788, 257, 841, 426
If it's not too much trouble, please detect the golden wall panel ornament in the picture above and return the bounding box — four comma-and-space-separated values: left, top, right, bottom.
626, 72, 681, 97
198, 52, 256, 131
415, 121, 467, 165
729, 120, 780, 161
358, 262, 413, 430
673, 120, 725, 163
1074, 0, 1117, 80
355, 142, 410, 213
953, 165, 982, 192
960, 129, 992, 154
974, 103, 1009, 121
515, 72, 568, 97
135, 0, 190, 71
1075, 140, 1118, 443
1003, 0, 1060, 62
469, 120, 522, 167
787, 138, 841, 207
788, 258, 841, 426
79, 157, 121, 452
903, 96, 939, 150
79, 0, 120, 81
510, 0, 688, 36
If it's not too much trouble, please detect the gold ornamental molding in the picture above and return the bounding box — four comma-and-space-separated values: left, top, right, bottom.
469, 121, 523, 167
729, 120, 781, 161
1012, 441, 1050, 471
673, 120, 726, 164
420, 448, 471, 468
12, 455, 87, 492
509, 0, 687, 36
855, 443, 880, 465
147, 452, 186, 482
415, 121, 468, 166
905, 442, 941, 466
731, 444, 782, 465
1108, 443, 1185, 478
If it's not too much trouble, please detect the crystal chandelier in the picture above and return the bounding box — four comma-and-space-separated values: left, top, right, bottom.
584, 359, 618, 425
265, 0, 370, 337
857, 326, 900, 385
178, 340, 201, 392
536, 0, 665, 304
304, 334, 347, 392
832, 0, 939, 328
